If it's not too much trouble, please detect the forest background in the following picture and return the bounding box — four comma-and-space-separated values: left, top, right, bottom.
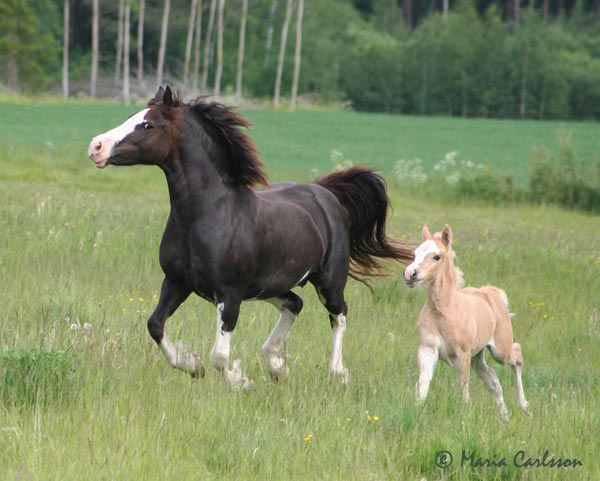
2, 0, 600, 119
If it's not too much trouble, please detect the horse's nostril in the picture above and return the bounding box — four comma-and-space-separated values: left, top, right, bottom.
411, 270, 417, 279
94, 141, 102, 153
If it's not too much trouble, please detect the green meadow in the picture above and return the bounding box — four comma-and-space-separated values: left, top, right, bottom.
0, 101, 599, 480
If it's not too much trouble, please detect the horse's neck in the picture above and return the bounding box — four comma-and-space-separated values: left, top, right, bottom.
161, 153, 252, 225
427, 261, 461, 312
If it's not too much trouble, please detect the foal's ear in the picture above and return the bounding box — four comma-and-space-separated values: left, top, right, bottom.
422, 224, 433, 240
442, 224, 453, 247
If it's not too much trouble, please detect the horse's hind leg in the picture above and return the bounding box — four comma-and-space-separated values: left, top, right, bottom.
262, 292, 303, 382
147, 277, 205, 378
313, 282, 349, 384
473, 350, 509, 420
512, 342, 530, 415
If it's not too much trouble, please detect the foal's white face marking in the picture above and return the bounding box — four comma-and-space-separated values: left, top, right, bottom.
87, 108, 149, 168
405, 240, 440, 273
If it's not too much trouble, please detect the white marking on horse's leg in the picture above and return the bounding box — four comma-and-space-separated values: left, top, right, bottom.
416, 345, 438, 404
473, 352, 509, 420
262, 302, 295, 381
159, 332, 205, 377
210, 303, 252, 389
329, 313, 349, 384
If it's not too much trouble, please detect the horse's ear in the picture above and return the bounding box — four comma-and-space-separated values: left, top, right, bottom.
422, 224, 433, 240
442, 224, 453, 247
163, 85, 174, 106
153, 86, 165, 102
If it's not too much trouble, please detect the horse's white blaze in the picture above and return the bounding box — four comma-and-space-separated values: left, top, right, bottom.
329, 313, 349, 384
88, 108, 149, 167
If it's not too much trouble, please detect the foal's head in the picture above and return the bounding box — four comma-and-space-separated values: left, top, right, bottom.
87, 86, 267, 187
403, 224, 455, 288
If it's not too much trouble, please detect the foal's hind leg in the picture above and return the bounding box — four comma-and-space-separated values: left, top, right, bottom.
512, 342, 530, 415
473, 350, 509, 420
489, 341, 530, 415
147, 277, 205, 378
262, 292, 303, 382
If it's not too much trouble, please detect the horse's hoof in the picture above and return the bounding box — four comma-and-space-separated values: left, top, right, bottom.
269, 365, 290, 383
190, 356, 206, 379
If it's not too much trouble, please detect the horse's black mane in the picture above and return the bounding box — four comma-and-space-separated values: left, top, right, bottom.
150, 89, 269, 187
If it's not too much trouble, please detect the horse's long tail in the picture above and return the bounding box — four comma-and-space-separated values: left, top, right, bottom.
315, 166, 414, 284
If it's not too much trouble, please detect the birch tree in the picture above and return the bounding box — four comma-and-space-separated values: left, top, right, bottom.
62, 0, 69, 98
290, 0, 303, 110
157, 0, 171, 86
236, 0, 248, 99
137, 0, 145, 86
115, 0, 124, 82
91, 0, 99, 98
202, 0, 217, 91
214, 0, 225, 96
183, 0, 199, 88
123, 2, 131, 103
192, 0, 203, 91
264, 0, 278, 65
274, 0, 293, 107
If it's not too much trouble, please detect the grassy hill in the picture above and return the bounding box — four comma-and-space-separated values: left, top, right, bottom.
1, 101, 598, 480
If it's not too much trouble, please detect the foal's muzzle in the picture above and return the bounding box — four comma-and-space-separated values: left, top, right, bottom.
403, 268, 418, 287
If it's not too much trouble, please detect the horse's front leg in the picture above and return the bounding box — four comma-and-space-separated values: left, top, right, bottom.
147, 277, 205, 378
210, 300, 253, 389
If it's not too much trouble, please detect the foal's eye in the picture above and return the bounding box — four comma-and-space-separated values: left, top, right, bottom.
433, 255, 441, 261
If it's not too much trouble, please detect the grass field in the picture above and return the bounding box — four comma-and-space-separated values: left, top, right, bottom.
0, 100, 599, 480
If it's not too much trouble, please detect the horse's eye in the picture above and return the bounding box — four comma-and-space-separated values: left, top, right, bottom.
142, 121, 154, 130
433, 255, 441, 261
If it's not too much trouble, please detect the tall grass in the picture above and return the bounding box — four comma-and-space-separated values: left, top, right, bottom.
0, 103, 598, 480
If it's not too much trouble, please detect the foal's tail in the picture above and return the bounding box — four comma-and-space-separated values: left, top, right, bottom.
315, 166, 414, 284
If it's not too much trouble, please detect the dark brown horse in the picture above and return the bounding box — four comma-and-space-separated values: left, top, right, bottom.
88, 86, 412, 388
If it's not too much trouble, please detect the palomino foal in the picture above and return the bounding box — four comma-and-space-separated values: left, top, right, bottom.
404, 224, 529, 419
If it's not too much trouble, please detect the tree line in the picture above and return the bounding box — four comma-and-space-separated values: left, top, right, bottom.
1, 0, 600, 119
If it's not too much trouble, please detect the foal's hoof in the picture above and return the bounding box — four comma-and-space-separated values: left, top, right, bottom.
330, 368, 350, 385
269, 365, 290, 383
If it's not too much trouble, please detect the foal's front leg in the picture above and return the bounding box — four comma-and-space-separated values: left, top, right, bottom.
454, 352, 472, 404
147, 277, 205, 377
416, 344, 438, 404
210, 300, 253, 389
